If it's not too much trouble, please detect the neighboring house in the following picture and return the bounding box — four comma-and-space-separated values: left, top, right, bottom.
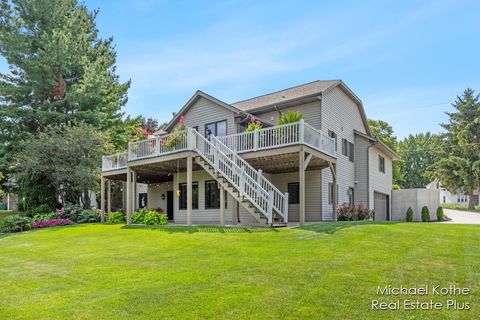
426, 180, 480, 206
101, 80, 399, 226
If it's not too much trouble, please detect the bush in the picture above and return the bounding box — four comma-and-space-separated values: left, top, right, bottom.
421, 206, 430, 222
76, 209, 101, 223
108, 211, 126, 224
337, 203, 373, 221
144, 211, 168, 225
33, 212, 58, 222
0, 214, 33, 233
392, 184, 401, 190
131, 208, 148, 224
406, 207, 413, 222
436, 206, 444, 221
31, 204, 55, 215
33, 219, 73, 229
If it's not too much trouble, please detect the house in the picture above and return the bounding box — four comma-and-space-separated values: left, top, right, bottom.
100, 80, 399, 226
426, 180, 480, 206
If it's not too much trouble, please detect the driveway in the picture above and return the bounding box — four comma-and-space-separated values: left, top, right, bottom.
443, 209, 480, 224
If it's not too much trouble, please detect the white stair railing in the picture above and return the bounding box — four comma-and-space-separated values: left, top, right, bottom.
191, 129, 274, 224
211, 135, 289, 222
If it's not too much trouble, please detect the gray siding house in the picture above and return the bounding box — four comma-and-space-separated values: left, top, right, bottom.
101, 80, 399, 226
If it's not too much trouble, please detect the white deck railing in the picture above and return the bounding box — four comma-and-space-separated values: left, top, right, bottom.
211, 135, 288, 222
217, 120, 335, 157
102, 152, 128, 171
128, 131, 189, 160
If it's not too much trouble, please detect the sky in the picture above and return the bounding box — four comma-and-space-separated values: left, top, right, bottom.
4, 0, 480, 138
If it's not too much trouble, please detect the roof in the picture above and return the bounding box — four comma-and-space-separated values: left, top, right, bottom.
231, 80, 340, 111
373, 140, 400, 160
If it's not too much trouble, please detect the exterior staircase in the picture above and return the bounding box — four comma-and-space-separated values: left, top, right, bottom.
191, 129, 288, 227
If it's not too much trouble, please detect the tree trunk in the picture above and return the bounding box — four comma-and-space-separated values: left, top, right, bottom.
468, 192, 476, 210
82, 189, 91, 209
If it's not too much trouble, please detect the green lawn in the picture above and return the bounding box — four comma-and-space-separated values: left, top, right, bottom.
0, 222, 479, 319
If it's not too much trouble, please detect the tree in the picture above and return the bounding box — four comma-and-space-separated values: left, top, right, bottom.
398, 132, 441, 189
435, 88, 480, 210
13, 124, 112, 210
140, 117, 160, 133
0, 0, 130, 171
368, 119, 403, 187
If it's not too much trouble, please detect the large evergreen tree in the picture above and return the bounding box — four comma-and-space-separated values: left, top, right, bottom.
0, 0, 130, 160
435, 88, 480, 209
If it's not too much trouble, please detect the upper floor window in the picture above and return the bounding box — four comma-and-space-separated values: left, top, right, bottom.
379, 155, 385, 173
205, 120, 227, 138
328, 130, 337, 151
342, 138, 354, 162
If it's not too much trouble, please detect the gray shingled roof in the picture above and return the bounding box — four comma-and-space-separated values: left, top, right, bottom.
231, 80, 340, 111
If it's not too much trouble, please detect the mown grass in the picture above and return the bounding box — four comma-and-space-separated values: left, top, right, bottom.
0, 222, 479, 319
442, 203, 480, 213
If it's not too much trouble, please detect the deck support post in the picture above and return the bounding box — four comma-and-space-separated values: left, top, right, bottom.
126, 168, 132, 224
187, 155, 193, 226
299, 148, 306, 226
107, 179, 112, 216
232, 199, 238, 225
133, 171, 137, 212
100, 176, 106, 222
329, 162, 338, 221
220, 185, 225, 226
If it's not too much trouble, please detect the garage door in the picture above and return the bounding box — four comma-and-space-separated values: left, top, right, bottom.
374, 192, 389, 220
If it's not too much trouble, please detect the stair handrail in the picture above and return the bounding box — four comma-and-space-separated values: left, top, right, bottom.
190, 129, 274, 223
211, 135, 289, 223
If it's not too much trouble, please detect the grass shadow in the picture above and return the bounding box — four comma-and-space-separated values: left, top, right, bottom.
121, 224, 279, 234
297, 220, 402, 235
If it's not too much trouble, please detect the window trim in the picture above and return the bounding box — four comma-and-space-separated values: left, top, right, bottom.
205, 119, 227, 138
178, 182, 199, 210
379, 155, 385, 173
328, 130, 337, 151
287, 182, 300, 204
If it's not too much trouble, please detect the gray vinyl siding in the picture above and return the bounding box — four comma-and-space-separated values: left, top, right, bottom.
321, 86, 369, 220
173, 96, 236, 136
270, 171, 322, 222
174, 170, 234, 224
354, 134, 369, 207
369, 146, 393, 210
252, 100, 322, 129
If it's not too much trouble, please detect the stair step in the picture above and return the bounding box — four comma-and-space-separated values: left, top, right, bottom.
271, 223, 287, 228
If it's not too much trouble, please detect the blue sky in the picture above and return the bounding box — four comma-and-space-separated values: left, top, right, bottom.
5, 0, 480, 138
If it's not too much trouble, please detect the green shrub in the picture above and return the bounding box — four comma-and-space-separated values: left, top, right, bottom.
131, 208, 149, 224
0, 214, 33, 233
406, 207, 414, 222
436, 206, 444, 221
77, 209, 101, 223
392, 184, 401, 190
33, 212, 58, 222
108, 211, 126, 224
277, 111, 304, 125
421, 206, 430, 222
31, 204, 55, 215
144, 211, 168, 225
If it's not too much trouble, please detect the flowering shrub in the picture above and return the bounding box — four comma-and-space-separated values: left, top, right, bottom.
55, 204, 100, 223
163, 115, 187, 148
244, 116, 263, 132
131, 128, 153, 142
337, 203, 373, 221
33, 219, 73, 229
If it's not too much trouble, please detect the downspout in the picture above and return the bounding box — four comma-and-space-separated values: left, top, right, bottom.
367, 139, 379, 214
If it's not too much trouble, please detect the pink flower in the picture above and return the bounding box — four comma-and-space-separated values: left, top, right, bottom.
250, 116, 255, 123
180, 115, 185, 124
256, 120, 261, 125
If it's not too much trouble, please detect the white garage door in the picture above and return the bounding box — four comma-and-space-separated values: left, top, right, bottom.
374, 192, 389, 220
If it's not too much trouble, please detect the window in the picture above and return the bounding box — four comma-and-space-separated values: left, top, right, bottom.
328, 130, 337, 151
443, 196, 446, 203
328, 183, 338, 205
457, 198, 460, 203
288, 183, 299, 204
342, 138, 354, 162
205, 180, 227, 209
379, 155, 385, 173
348, 187, 355, 206
205, 120, 227, 138
179, 182, 198, 210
